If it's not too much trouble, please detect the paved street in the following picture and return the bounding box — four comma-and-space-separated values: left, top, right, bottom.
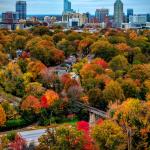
19, 129, 46, 145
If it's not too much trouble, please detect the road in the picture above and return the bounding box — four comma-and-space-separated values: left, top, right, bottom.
19, 129, 46, 145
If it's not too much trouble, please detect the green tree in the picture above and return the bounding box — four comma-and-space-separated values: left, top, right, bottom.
31, 26, 52, 36
109, 55, 129, 72
53, 32, 66, 44
121, 78, 140, 99
57, 39, 76, 56
103, 81, 125, 104
91, 40, 117, 61
14, 35, 26, 49
88, 88, 107, 110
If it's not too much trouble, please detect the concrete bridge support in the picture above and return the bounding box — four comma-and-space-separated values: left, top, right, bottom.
89, 112, 96, 126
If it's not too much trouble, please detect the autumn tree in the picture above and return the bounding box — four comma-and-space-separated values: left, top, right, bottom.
26, 37, 64, 66
0, 51, 9, 67
120, 78, 140, 99
0, 104, 6, 126
41, 90, 59, 108
1, 100, 19, 120
17, 58, 29, 73
128, 64, 150, 82
39, 69, 62, 92
91, 40, 117, 61
103, 81, 125, 104
9, 134, 27, 150
115, 43, 131, 53
57, 39, 76, 56
109, 55, 129, 72
108, 36, 126, 44
52, 32, 66, 44
0, 62, 24, 96
25, 82, 45, 97
61, 74, 79, 92
77, 121, 96, 150
92, 120, 127, 150
72, 58, 88, 74
80, 62, 105, 91
78, 38, 94, 56
88, 88, 107, 110
27, 60, 47, 80
92, 58, 108, 69
38, 125, 84, 150
67, 86, 83, 102
31, 26, 52, 36
13, 35, 27, 49
67, 31, 83, 41
113, 98, 150, 149
133, 53, 148, 64
21, 95, 41, 113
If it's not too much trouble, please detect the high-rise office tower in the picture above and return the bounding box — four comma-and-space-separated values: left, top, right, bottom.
2, 11, 18, 24
114, 0, 123, 27
147, 14, 150, 22
85, 12, 91, 23
127, 9, 133, 22
64, 0, 73, 13
16, 1, 27, 20
95, 9, 109, 23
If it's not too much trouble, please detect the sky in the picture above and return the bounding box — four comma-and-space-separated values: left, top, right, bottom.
0, 0, 150, 15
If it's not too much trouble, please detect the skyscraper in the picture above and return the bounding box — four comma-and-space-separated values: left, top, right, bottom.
16, 1, 27, 20
2, 11, 18, 24
64, 0, 73, 13
114, 0, 123, 27
147, 14, 150, 22
95, 9, 109, 23
127, 9, 133, 22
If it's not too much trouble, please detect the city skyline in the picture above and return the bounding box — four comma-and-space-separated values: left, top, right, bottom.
0, 0, 150, 15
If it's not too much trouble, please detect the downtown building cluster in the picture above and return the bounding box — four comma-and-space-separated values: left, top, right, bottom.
0, 0, 150, 30
0, 1, 26, 30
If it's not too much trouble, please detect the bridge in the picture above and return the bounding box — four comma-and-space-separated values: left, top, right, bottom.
75, 101, 109, 125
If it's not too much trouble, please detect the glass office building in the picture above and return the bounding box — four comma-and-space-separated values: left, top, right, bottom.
16, 1, 27, 20
114, 0, 123, 27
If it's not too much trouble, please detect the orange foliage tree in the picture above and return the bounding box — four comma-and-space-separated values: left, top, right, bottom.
61, 74, 79, 91
0, 104, 6, 126
27, 60, 47, 80
21, 96, 41, 113
41, 90, 59, 108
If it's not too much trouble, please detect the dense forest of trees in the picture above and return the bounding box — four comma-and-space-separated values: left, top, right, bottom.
0, 26, 150, 149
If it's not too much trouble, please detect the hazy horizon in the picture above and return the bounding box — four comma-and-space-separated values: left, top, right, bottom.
0, 0, 150, 15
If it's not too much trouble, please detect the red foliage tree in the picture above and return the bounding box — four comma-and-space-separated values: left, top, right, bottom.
96, 118, 104, 125
40, 90, 59, 108
77, 121, 96, 150
9, 135, 26, 150
77, 121, 89, 133
41, 95, 49, 108
92, 58, 108, 69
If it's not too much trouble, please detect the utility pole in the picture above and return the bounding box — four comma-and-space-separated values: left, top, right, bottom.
127, 127, 132, 150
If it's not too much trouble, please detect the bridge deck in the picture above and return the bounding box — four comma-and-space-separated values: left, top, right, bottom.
75, 101, 109, 118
